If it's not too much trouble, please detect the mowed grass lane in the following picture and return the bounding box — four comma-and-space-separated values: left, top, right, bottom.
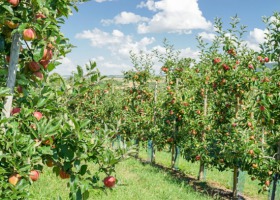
29, 158, 212, 200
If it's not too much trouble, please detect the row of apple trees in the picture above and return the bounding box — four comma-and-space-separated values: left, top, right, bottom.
0, 1, 133, 200
89, 13, 280, 199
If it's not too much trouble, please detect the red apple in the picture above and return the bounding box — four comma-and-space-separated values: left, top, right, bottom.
161, 67, 168, 73
249, 135, 255, 140
7, 0, 19, 7
17, 85, 23, 93
59, 170, 70, 179
227, 48, 236, 56
33, 111, 42, 121
166, 137, 174, 143
32, 71, 44, 81
248, 150, 254, 155
213, 57, 221, 64
265, 180, 270, 187
257, 56, 262, 61
23, 28, 36, 41
6, 55, 10, 63
195, 155, 201, 161
11, 107, 21, 115
248, 64, 254, 70
46, 159, 54, 167
5, 21, 19, 29
8, 173, 21, 186
103, 176, 116, 188
222, 64, 230, 71
28, 61, 40, 72
42, 48, 53, 60
35, 13, 46, 20
259, 105, 265, 111
39, 59, 50, 69
264, 57, 269, 62
29, 170, 40, 181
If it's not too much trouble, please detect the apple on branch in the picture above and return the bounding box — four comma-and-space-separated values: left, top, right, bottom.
103, 176, 116, 188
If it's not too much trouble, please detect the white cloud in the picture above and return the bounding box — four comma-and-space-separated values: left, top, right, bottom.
52, 57, 77, 76
244, 28, 268, 51
249, 28, 267, 44
75, 28, 156, 59
180, 48, 199, 60
137, 0, 212, 34
137, 0, 157, 12
101, 11, 149, 25
198, 32, 216, 41
88, 57, 131, 75
75, 28, 123, 47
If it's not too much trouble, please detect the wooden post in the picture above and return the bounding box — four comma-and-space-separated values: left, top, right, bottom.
171, 78, 179, 169
1, 33, 21, 119
232, 96, 240, 199
270, 143, 280, 199
151, 81, 158, 163
233, 167, 239, 199
198, 89, 207, 180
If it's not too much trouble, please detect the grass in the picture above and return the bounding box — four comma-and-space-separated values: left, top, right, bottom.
28, 145, 270, 200
138, 147, 268, 200
29, 158, 212, 200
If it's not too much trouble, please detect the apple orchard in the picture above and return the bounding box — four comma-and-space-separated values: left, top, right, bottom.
0, 1, 280, 200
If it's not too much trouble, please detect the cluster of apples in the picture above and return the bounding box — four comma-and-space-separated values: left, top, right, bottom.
6, 0, 52, 81
9, 170, 40, 186
23, 28, 53, 81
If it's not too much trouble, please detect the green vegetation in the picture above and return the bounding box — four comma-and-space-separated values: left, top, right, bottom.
139, 148, 268, 200
30, 158, 212, 200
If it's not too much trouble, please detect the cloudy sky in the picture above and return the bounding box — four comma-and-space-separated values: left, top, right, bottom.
53, 0, 280, 76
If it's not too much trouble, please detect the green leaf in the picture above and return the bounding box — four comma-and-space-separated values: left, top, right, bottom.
0, 167, 6, 175
80, 165, 87, 176
0, 87, 10, 97
33, 47, 44, 62
80, 119, 91, 129
2, 5, 14, 15
36, 98, 47, 108
82, 191, 89, 200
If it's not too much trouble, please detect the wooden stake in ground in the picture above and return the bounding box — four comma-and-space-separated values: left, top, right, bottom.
270, 144, 280, 200
171, 78, 179, 169
198, 89, 208, 180
232, 96, 240, 199
1, 33, 21, 119
151, 81, 158, 163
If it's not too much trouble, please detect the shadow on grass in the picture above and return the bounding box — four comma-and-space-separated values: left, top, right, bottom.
136, 156, 251, 200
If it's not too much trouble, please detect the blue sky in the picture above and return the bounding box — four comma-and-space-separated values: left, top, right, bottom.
53, 0, 280, 76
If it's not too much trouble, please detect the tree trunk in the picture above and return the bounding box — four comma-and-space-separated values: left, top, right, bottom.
233, 167, 239, 199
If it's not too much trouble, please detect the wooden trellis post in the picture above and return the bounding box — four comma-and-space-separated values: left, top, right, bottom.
232, 96, 240, 199
171, 78, 179, 169
2, 33, 21, 119
198, 89, 207, 180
